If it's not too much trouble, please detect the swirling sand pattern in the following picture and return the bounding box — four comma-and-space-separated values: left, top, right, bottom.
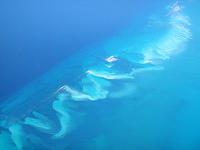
0, 1, 192, 150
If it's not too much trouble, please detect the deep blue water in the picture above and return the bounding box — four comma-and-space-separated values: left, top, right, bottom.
0, 0, 162, 100
0, 0, 200, 150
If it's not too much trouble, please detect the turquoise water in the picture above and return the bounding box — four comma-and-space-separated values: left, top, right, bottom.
0, 1, 200, 150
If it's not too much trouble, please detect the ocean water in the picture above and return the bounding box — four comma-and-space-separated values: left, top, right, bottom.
0, 0, 200, 150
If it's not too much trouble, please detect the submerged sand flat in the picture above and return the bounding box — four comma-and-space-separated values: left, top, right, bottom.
0, 1, 197, 150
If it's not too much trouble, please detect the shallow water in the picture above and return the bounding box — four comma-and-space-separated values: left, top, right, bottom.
0, 0, 200, 150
